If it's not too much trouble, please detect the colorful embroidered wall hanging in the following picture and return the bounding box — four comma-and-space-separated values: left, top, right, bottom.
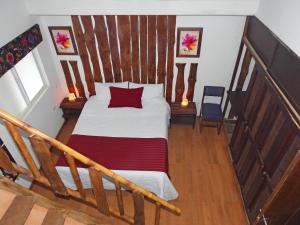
0, 24, 43, 77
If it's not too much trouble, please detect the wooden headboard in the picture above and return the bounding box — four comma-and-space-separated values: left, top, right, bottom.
60, 15, 198, 103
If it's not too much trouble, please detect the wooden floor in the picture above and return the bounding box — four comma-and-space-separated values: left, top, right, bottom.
31, 118, 248, 225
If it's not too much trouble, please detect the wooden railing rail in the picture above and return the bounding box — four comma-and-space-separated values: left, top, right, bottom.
0, 109, 181, 225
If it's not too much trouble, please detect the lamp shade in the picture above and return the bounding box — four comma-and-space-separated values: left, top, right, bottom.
181, 98, 189, 106
68, 93, 76, 101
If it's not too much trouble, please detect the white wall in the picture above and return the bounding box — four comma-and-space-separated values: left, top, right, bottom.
25, 0, 259, 16
256, 0, 300, 56
0, 0, 65, 186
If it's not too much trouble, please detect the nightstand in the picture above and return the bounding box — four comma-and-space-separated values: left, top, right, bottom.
170, 102, 197, 128
60, 97, 87, 119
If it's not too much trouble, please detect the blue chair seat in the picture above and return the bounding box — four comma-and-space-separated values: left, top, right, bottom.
201, 103, 223, 120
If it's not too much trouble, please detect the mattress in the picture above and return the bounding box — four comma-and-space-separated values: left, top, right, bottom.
56, 96, 178, 200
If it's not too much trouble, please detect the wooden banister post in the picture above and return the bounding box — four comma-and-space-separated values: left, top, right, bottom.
5, 121, 41, 178
133, 191, 145, 225
115, 180, 125, 216
0, 146, 18, 176
29, 135, 68, 196
65, 153, 86, 199
155, 203, 161, 225
88, 167, 111, 216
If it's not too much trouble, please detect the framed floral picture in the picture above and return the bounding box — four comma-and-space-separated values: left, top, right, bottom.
48, 26, 78, 55
176, 27, 203, 58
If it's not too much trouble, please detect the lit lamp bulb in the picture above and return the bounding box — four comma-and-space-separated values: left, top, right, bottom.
181, 98, 189, 107
68, 93, 76, 101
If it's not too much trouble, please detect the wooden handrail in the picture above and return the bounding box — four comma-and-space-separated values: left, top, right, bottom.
0, 108, 181, 225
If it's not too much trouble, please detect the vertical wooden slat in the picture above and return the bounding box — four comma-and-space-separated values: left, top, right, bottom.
94, 16, 114, 82
60, 60, 76, 94
130, 15, 140, 83
88, 167, 110, 216
140, 16, 148, 84
115, 180, 124, 216
147, 16, 157, 84
236, 48, 252, 91
64, 153, 86, 199
133, 191, 145, 225
5, 121, 41, 178
29, 136, 68, 196
106, 16, 122, 82
80, 16, 102, 83
175, 63, 186, 103
71, 15, 96, 95
117, 15, 132, 82
157, 16, 168, 85
166, 16, 176, 102
69, 61, 86, 98
154, 203, 161, 225
186, 63, 198, 102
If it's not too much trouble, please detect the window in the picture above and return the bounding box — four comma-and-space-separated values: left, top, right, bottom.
15, 52, 45, 101
0, 50, 47, 117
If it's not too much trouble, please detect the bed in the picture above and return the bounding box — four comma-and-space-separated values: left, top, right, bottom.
56, 83, 178, 201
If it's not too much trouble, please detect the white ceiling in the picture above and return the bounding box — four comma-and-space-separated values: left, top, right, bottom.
25, 0, 260, 16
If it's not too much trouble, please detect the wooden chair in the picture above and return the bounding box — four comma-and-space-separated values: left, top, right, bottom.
199, 86, 225, 134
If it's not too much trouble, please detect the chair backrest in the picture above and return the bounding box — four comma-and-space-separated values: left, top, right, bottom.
203, 86, 225, 97
201, 86, 225, 106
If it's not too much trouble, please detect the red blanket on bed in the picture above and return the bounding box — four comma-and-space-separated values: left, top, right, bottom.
56, 134, 168, 173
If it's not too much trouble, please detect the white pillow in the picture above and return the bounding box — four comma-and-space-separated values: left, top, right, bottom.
129, 83, 164, 100
94, 82, 128, 101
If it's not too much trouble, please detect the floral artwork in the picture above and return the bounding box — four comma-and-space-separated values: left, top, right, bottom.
176, 28, 203, 58
0, 24, 43, 76
48, 26, 78, 55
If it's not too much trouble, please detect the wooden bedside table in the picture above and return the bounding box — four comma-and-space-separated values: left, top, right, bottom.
170, 102, 197, 128
60, 97, 87, 119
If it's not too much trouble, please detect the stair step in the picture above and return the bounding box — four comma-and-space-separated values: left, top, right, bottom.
0, 189, 16, 219
24, 204, 48, 225
42, 208, 65, 225
0, 195, 34, 225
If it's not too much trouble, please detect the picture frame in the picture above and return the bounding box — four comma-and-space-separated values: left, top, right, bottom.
48, 26, 78, 55
176, 27, 203, 58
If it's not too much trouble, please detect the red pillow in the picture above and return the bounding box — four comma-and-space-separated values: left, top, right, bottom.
108, 87, 143, 108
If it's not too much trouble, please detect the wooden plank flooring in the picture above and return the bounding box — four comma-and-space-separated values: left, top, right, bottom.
31, 118, 248, 225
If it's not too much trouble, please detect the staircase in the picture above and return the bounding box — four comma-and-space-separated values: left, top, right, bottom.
0, 177, 104, 225
0, 109, 180, 225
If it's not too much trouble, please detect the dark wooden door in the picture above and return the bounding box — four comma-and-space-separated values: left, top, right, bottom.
230, 64, 300, 224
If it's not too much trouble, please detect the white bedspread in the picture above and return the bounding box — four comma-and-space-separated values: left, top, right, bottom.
56, 97, 178, 201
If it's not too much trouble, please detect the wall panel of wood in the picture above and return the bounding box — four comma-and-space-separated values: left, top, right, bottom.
117, 16, 132, 82
130, 16, 140, 83
64, 15, 194, 102
157, 16, 168, 85
175, 63, 186, 103
106, 16, 122, 82
147, 16, 157, 84
186, 63, 198, 101
139, 16, 148, 84
71, 16, 96, 96
80, 16, 102, 83
94, 16, 114, 82
60, 60, 75, 95
69, 61, 86, 98
166, 16, 176, 102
